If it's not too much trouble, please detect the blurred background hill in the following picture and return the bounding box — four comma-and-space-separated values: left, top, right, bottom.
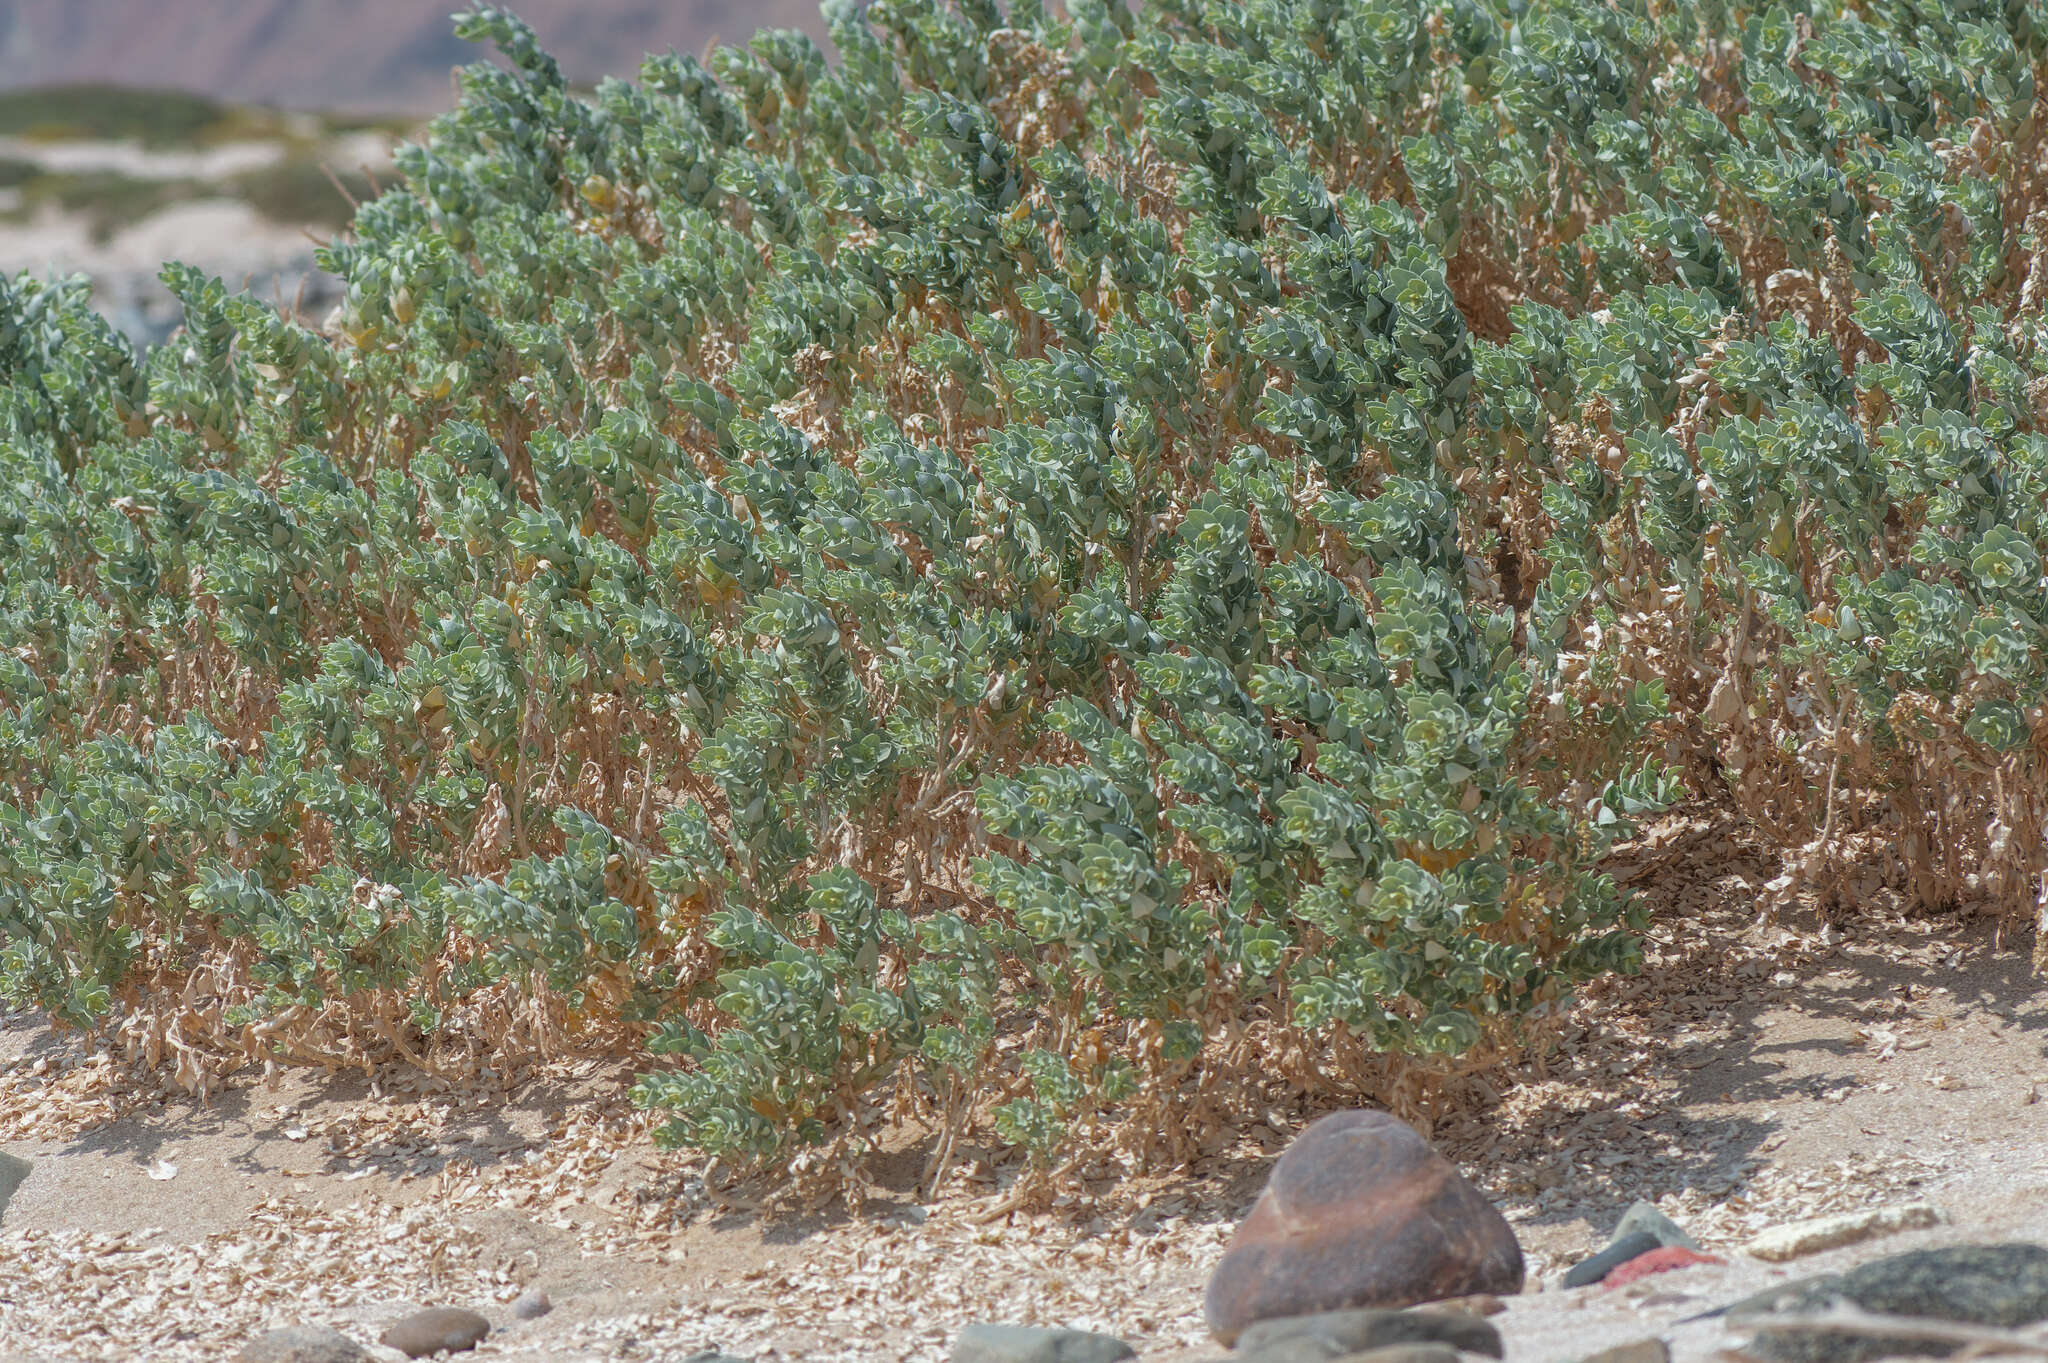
0, 1, 827, 112
0, 1, 828, 342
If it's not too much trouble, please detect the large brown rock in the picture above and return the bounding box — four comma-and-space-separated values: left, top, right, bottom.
379, 1307, 489, 1358
1203, 1110, 1525, 1344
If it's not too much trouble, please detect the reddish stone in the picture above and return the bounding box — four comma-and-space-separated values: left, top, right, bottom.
1202, 1110, 1526, 1344
1604, 1246, 1725, 1287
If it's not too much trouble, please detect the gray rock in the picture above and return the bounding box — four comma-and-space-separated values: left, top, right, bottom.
1563, 1231, 1663, 1289
951, 1324, 1137, 1363
1613, 1201, 1699, 1253
679, 1353, 751, 1363
1327, 1345, 1461, 1363
379, 1307, 489, 1358
1580, 1341, 1668, 1363
1237, 1308, 1502, 1363
510, 1289, 551, 1321
0, 1151, 28, 1223
236, 1325, 370, 1363
1722, 1242, 2048, 1363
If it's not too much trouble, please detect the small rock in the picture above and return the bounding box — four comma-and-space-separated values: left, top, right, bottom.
950, 1324, 1136, 1363
510, 1289, 551, 1321
379, 1307, 489, 1358
237, 1325, 370, 1363
1236, 1307, 1502, 1363
1203, 1110, 1525, 1344
1329, 1345, 1461, 1363
1743, 1204, 1942, 1262
1724, 1242, 2048, 1363
1579, 1341, 1668, 1363
1603, 1247, 1725, 1288
1563, 1231, 1663, 1288
1613, 1200, 1700, 1253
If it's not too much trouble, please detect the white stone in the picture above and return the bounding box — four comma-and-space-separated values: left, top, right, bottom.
1743, 1203, 1942, 1262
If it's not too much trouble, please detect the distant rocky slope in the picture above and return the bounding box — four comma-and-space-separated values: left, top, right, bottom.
0, 1, 831, 344
0, 0, 828, 113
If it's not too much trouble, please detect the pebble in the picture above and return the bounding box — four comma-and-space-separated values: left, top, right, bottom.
1203, 1110, 1525, 1344
1744, 1204, 1942, 1262
950, 1324, 1137, 1363
1235, 1307, 1502, 1363
1603, 1247, 1724, 1287
1613, 1200, 1700, 1252
236, 1325, 370, 1363
1563, 1231, 1663, 1288
1722, 1242, 2048, 1363
379, 1307, 490, 1358
510, 1289, 551, 1321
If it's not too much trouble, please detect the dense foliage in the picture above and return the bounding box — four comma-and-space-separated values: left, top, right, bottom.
3, 0, 2046, 1178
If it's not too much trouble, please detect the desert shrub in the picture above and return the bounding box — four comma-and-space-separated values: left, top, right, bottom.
27, 170, 197, 243
0, 85, 228, 145
2, 0, 2045, 1183
232, 159, 384, 232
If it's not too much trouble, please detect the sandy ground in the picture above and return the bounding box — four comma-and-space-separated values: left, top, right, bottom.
0, 131, 393, 181
1, 198, 325, 280
0, 196, 340, 343
0, 135, 292, 181
0, 826, 2041, 1363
